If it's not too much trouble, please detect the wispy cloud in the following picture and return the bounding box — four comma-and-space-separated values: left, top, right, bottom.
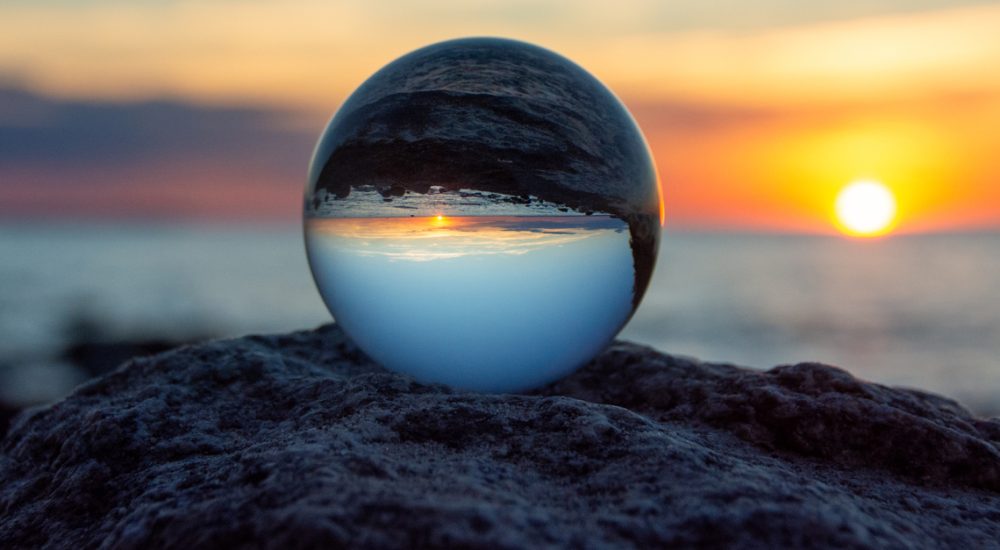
0, 87, 313, 167
0, 86, 316, 220
2, 1, 996, 109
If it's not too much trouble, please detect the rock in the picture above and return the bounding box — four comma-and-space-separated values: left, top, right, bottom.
60, 337, 198, 378
0, 403, 17, 440
1, 324, 998, 548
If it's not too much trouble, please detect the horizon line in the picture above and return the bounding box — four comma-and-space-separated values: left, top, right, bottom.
1, 216, 997, 239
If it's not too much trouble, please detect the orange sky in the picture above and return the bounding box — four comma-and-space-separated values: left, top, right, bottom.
1, 0, 998, 233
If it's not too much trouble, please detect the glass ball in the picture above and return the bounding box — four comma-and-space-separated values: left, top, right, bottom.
304, 37, 661, 392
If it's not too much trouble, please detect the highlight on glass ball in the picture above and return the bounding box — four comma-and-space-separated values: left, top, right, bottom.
304, 37, 662, 392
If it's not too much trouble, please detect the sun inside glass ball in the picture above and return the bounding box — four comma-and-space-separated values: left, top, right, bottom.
304, 37, 661, 392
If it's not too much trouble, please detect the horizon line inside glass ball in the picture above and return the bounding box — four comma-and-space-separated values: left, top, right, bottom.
304, 37, 661, 393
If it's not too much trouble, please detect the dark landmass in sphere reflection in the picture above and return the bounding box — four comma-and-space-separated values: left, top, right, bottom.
307, 37, 661, 308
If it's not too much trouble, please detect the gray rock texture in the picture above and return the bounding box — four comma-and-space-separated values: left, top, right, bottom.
1, 323, 998, 548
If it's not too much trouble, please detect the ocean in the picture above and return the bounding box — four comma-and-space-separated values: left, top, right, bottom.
1, 224, 997, 414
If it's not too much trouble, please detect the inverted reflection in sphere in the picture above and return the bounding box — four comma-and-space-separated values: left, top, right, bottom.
304, 37, 661, 392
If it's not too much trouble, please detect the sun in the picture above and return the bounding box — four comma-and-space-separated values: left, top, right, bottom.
835, 181, 897, 237
430, 214, 449, 228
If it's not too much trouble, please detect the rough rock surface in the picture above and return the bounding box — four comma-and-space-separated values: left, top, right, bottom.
1, 324, 998, 548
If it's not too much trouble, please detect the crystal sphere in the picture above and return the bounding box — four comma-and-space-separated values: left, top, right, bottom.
304, 37, 661, 392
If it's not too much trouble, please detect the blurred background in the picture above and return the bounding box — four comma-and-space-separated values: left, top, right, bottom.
2, 0, 999, 425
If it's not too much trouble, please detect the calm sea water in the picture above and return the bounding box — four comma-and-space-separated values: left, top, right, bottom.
1, 224, 997, 414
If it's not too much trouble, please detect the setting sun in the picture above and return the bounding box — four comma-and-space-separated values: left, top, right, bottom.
430, 214, 449, 228
835, 181, 897, 237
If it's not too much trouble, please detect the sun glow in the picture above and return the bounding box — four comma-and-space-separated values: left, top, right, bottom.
835, 181, 897, 237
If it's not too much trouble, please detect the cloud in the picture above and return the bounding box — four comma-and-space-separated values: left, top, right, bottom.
0, 86, 320, 220
0, 86, 315, 171
594, 3, 1000, 106
2, 1, 996, 111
